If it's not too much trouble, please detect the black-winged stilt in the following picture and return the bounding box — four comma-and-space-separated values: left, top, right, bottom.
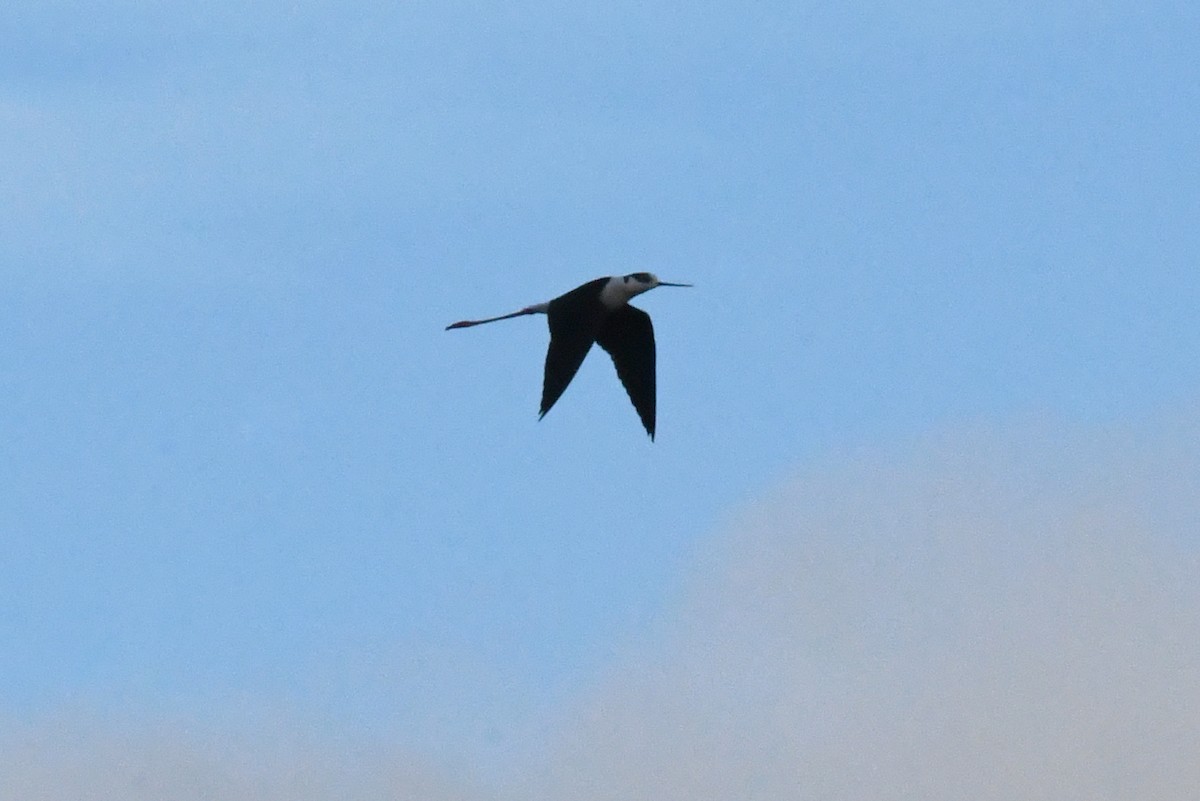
446, 273, 692, 440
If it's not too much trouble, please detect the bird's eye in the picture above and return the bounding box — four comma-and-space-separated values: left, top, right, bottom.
623, 276, 630, 283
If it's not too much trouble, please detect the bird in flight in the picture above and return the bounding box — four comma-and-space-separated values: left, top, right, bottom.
446, 273, 692, 440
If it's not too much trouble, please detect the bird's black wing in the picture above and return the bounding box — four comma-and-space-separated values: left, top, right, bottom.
539, 282, 607, 420
596, 304, 656, 439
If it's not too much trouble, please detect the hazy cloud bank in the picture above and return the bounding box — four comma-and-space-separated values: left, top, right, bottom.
5, 414, 1198, 800
0, 712, 484, 801
528, 417, 1200, 800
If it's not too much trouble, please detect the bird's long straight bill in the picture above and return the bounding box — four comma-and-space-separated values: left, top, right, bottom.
658, 281, 693, 287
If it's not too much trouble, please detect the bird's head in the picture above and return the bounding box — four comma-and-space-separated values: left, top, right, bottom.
622, 272, 693, 294
600, 272, 693, 310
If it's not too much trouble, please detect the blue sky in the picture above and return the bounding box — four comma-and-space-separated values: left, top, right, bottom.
3, 1, 1199, 796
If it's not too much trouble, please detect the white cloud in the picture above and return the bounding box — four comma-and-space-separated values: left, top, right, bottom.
4, 415, 1198, 800
522, 417, 1200, 800
0, 710, 486, 801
